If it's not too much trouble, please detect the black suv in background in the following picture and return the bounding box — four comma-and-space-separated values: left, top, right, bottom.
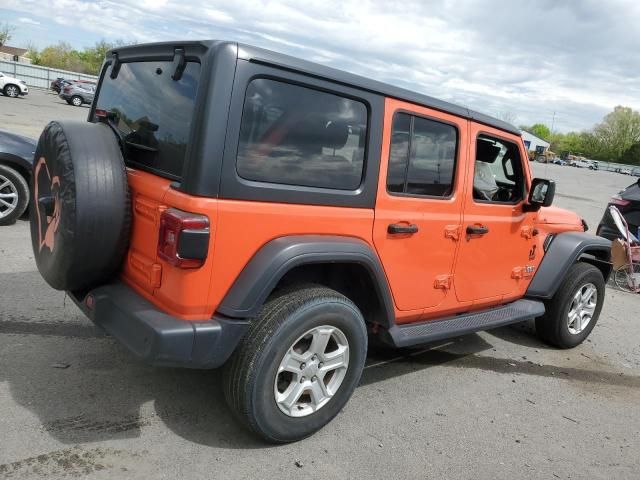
597, 179, 640, 240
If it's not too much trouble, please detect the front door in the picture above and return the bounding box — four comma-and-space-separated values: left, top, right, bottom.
373, 98, 468, 317
453, 123, 537, 303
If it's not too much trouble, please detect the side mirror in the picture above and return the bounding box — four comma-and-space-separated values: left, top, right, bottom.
526, 178, 555, 211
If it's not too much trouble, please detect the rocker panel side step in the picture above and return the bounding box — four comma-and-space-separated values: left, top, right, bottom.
387, 299, 545, 348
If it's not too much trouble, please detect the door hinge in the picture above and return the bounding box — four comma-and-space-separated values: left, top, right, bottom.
511, 265, 535, 279
434, 275, 453, 290
520, 226, 539, 239
444, 225, 461, 241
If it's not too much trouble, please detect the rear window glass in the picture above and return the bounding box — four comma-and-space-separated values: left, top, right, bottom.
94, 61, 201, 179
236, 79, 368, 190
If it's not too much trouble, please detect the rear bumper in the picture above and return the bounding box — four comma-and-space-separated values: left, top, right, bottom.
70, 282, 248, 369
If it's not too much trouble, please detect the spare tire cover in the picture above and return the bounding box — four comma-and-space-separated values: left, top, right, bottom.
30, 121, 130, 291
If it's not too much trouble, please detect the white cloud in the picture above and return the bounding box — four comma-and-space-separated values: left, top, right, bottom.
3, 0, 639, 131
16, 17, 40, 25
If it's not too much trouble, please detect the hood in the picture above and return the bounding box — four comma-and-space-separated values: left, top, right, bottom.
0, 129, 37, 163
537, 205, 582, 227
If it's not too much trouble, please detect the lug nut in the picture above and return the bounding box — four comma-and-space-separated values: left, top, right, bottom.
300, 376, 306, 383
311, 376, 317, 382
300, 363, 306, 370
312, 355, 317, 361
318, 363, 324, 368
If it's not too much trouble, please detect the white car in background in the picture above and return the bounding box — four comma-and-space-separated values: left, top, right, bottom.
570, 159, 598, 170
0, 72, 29, 98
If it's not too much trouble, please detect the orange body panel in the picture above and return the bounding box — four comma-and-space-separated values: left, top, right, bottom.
207, 201, 375, 316
452, 123, 541, 305
120, 102, 583, 326
373, 98, 471, 323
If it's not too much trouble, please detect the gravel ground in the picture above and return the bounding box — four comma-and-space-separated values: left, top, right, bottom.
1, 91, 639, 479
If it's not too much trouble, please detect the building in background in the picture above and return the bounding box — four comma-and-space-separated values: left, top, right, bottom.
0, 45, 32, 64
521, 130, 550, 156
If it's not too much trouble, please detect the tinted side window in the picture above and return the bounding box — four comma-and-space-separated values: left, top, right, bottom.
236, 79, 368, 190
387, 113, 458, 197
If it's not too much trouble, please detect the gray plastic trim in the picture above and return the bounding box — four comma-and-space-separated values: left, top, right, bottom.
526, 232, 611, 299
216, 235, 395, 325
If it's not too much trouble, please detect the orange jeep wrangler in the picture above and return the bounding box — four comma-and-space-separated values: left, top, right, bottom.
30, 41, 611, 443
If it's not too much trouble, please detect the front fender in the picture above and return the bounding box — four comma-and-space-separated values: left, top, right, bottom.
526, 232, 611, 299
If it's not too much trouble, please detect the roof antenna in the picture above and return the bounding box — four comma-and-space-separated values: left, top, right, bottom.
171, 48, 186, 81
110, 52, 121, 79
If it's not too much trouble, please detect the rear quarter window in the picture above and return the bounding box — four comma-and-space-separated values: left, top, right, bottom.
236, 78, 368, 191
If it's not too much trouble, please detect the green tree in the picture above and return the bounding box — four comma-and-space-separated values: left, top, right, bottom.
0, 22, 14, 47
28, 39, 129, 75
528, 123, 552, 141
621, 142, 640, 165
591, 106, 640, 161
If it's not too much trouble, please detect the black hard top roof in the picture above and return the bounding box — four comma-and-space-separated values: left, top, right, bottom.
108, 40, 520, 136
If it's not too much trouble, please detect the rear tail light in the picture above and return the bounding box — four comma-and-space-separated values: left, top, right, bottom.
157, 208, 210, 269
64, 86, 71, 93
610, 194, 630, 207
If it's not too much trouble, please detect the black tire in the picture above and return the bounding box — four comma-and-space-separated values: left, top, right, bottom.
536, 262, 605, 349
3, 84, 20, 98
0, 164, 29, 226
65, 99, 73, 105
224, 285, 367, 443
29, 121, 130, 291
71, 95, 83, 107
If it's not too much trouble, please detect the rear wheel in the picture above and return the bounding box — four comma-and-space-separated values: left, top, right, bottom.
3, 84, 20, 98
71, 95, 83, 106
536, 263, 605, 348
0, 164, 29, 225
224, 285, 367, 443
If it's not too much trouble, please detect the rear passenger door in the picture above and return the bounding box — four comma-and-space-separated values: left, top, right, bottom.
373, 98, 468, 315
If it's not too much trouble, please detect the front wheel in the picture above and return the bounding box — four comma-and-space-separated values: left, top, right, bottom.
536, 262, 605, 348
3, 84, 20, 98
223, 285, 367, 443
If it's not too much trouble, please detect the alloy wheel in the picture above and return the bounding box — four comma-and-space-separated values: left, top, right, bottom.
0, 174, 19, 219
6, 85, 18, 97
567, 283, 597, 334
274, 325, 349, 417
72, 96, 82, 106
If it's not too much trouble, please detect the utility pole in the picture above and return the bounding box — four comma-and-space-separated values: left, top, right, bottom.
551, 111, 556, 133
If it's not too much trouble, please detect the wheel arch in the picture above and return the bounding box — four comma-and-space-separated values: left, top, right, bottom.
526, 232, 611, 300
216, 235, 396, 328
0, 154, 32, 184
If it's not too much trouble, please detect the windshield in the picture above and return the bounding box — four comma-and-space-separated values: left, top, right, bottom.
94, 60, 201, 179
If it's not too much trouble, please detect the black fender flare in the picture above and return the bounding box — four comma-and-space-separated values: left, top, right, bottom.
216, 235, 396, 326
526, 232, 611, 299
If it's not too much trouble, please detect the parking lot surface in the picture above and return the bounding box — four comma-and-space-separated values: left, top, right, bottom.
1, 92, 639, 479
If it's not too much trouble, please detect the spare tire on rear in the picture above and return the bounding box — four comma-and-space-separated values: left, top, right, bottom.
30, 121, 130, 291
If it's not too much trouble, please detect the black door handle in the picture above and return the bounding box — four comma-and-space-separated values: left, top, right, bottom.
466, 225, 489, 235
388, 223, 419, 234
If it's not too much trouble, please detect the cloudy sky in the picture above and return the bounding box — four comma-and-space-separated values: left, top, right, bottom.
2, 0, 639, 132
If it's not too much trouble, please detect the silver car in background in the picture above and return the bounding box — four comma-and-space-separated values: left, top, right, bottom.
59, 81, 96, 107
